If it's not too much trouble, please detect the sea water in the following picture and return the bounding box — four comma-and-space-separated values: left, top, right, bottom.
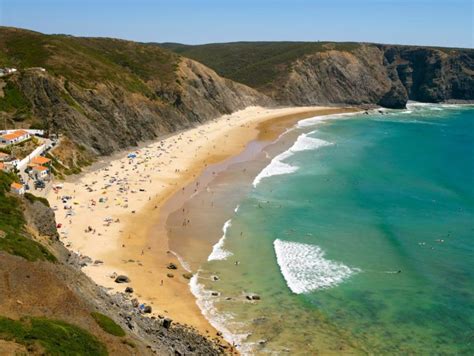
190, 104, 474, 354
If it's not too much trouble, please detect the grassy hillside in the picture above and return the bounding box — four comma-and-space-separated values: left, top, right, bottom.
159, 41, 361, 89
0, 27, 180, 95
0, 172, 56, 262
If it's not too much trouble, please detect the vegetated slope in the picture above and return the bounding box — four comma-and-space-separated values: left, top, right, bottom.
0, 27, 270, 158
0, 171, 223, 355
161, 41, 474, 108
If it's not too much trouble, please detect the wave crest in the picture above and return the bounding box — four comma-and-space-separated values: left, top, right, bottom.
274, 239, 359, 294
208, 219, 233, 261
252, 133, 331, 187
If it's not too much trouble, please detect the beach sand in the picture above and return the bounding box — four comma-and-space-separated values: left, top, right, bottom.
48, 105, 357, 343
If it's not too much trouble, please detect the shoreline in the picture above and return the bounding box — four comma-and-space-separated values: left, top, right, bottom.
47, 105, 358, 345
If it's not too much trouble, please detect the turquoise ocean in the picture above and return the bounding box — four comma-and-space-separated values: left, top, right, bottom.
187, 104, 474, 354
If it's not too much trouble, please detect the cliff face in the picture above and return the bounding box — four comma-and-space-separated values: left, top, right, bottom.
12, 58, 269, 156
1, 28, 473, 160
0, 27, 270, 157
162, 42, 474, 109
273, 45, 407, 108
380, 45, 474, 103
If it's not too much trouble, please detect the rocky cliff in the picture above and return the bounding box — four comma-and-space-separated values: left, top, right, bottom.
15, 59, 270, 156
162, 42, 474, 109
0, 27, 270, 159
1, 28, 473, 161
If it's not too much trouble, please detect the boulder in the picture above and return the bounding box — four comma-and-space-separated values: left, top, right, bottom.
143, 305, 152, 313
115, 275, 130, 283
125, 287, 134, 293
167, 263, 178, 270
166, 273, 174, 278
182, 272, 193, 280
162, 318, 172, 329
131, 298, 139, 308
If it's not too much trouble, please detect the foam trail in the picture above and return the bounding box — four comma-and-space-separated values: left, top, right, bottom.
190, 274, 250, 350
297, 112, 358, 128
169, 250, 192, 272
234, 205, 240, 213
274, 239, 359, 294
253, 133, 332, 187
208, 219, 233, 261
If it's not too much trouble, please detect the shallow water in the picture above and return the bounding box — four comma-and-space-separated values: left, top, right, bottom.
177, 104, 474, 354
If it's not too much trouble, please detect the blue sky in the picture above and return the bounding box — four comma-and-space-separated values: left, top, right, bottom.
0, 0, 472, 47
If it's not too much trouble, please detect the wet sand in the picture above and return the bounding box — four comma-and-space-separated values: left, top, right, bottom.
48, 106, 357, 343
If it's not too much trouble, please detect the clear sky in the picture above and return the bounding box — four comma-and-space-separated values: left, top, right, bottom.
0, 0, 472, 48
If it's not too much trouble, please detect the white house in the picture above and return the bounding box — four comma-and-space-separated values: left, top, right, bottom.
0, 130, 31, 145
32, 165, 49, 179
10, 182, 25, 195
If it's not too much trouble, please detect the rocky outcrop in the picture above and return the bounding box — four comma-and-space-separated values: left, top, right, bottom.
23, 198, 59, 240
380, 45, 474, 103
15, 58, 270, 156
163, 42, 473, 110
274, 46, 407, 108
267, 45, 473, 109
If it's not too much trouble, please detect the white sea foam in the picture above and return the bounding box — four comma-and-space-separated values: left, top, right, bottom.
297, 112, 358, 128
273, 239, 359, 294
189, 273, 250, 350
252, 133, 332, 187
169, 250, 192, 272
234, 205, 240, 213
208, 219, 233, 261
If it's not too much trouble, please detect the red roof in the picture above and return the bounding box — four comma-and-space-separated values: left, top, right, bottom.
31, 156, 51, 165
1, 130, 29, 141
10, 182, 23, 190
33, 165, 48, 171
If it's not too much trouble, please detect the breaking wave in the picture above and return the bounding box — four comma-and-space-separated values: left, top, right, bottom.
273, 239, 359, 294
208, 219, 233, 261
190, 273, 250, 350
252, 133, 332, 187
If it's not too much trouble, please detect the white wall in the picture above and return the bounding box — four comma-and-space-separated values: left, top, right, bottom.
16, 144, 47, 171
0, 129, 44, 136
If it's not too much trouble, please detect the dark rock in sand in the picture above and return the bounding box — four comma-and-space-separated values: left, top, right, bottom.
182, 272, 193, 280
162, 318, 172, 329
167, 262, 178, 270
125, 287, 134, 293
166, 273, 174, 278
143, 305, 152, 314
131, 298, 139, 308
115, 275, 131, 283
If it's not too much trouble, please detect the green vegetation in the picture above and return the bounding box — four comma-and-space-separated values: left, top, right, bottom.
0, 80, 31, 114
91, 312, 125, 337
24, 192, 50, 207
60, 89, 87, 116
0, 137, 40, 160
0, 316, 108, 355
160, 41, 361, 89
0, 172, 56, 262
0, 27, 180, 97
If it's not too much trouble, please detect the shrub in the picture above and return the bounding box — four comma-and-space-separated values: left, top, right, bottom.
91, 312, 125, 337
0, 316, 108, 355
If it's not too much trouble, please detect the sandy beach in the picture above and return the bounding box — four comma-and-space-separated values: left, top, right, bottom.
47, 105, 357, 342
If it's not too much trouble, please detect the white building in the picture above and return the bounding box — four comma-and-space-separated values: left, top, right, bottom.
0, 130, 31, 145
10, 182, 25, 195
32, 165, 49, 179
